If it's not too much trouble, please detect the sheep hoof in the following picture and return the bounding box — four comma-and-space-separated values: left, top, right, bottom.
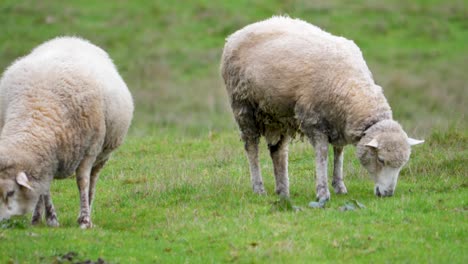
333, 183, 348, 194
253, 186, 267, 195
316, 197, 329, 203
78, 216, 93, 229
316, 188, 330, 202
275, 189, 289, 197
46, 217, 59, 227
31, 216, 42, 226
79, 222, 93, 229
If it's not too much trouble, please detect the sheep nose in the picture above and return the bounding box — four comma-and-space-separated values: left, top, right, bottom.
376, 186, 382, 197
376, 187, 394, 197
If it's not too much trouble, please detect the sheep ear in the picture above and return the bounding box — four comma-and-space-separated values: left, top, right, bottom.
365, 138, 379, 149
16, 172, 33, 190
407, 138, 424, 146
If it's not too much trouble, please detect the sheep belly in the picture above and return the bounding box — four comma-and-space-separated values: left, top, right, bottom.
55, 159, 81, 179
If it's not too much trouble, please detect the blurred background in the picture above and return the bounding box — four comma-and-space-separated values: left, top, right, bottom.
1, 0, 466, 138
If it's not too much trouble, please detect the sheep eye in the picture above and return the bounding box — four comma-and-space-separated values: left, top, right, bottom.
6, 190, 15, 197
377, 157, 385, 165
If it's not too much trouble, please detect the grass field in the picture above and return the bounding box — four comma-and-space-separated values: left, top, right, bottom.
0, 0, 467, 263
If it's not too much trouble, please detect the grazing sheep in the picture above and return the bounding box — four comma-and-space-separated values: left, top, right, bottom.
0, 36, 133, 228
221, 16, 423, 202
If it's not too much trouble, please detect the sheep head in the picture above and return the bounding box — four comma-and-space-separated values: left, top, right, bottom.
356, 120, 424, 197
0, 171, 37, 220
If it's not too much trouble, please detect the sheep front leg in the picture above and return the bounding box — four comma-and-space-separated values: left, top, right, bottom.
310, 133, 331, 201
268, 135, 290, 197
76, 156, 95, 229
43, 192, 59, 227
31, 195, 44, 225
332, 146, 348, 194
31, 192, 58, 227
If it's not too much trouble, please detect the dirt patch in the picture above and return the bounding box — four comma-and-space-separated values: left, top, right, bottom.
45, 252, 110, 264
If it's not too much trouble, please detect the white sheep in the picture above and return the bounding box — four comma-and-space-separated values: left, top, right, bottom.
221, 16, 423, 202
0, 36, 133, 228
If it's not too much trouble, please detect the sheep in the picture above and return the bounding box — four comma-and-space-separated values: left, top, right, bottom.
0, 36, 133, 228
221, 16, 423, 202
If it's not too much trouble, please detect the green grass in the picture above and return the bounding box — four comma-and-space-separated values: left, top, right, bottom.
0, 0, 467, 263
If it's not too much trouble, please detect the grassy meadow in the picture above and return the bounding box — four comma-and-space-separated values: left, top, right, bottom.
0, 0, 467, 263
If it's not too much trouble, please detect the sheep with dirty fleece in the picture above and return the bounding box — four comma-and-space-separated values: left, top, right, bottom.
221, 16, 423, 204
0, 37, 133, 228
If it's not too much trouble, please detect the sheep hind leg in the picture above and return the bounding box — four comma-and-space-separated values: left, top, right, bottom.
268, 135, 291, 197
332, 146, 348, 194
244, 137, 266, 194
31, 195, 44, 225
43, 192, 59, 227
88, 159, 108, 213
233, 101, 265, 194
76, 155, 96, 229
